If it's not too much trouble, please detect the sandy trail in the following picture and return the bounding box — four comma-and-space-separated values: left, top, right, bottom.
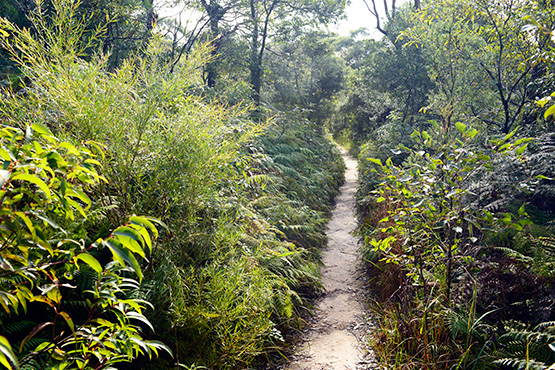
283, 149, 376, 370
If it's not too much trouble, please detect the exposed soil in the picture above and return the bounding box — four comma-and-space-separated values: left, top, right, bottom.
283, 149, 377, 370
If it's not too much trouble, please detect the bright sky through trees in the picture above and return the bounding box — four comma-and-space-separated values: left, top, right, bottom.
332, 0, 409, 38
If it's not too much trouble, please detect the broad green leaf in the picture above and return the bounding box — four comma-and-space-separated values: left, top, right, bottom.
422, 131, 431, 140
516, 143, 528, 155
66, 188, 91, 207
30, 295, 56, 308
31, 123, 54, 138
58, 311, 75, 333
32, 212, 61, 230
503, 130, 516, 143
46, 287, 62, 304
518, 203, 526, 216
544, 104, 555, 119
126, 311, 154, 332
67, 199, 87, 219
11, 173, 51, 198
129, 215, 168, 237
58, 142, 80, 156
131, 225, 152, 252
455, 122, 466, 133
0, 336, 18, 370
33, 342, 55, 353
367, 158, 382, 166
467, 129, 478, 139
410, 130, 421, 142
113, 234, 145, 258
75, 253, 102, 273
0, 147, 13, 161
14, 211, 36, 240
103, 240, 143, 281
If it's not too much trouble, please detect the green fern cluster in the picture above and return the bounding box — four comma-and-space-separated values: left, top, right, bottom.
491, 321, 555, 370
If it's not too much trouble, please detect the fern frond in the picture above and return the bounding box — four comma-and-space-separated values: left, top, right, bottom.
493, 358, 548, 370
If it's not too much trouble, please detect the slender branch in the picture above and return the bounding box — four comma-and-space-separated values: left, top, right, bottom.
362, 0, 388, 36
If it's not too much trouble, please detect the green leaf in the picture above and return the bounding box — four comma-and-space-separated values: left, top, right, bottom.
544, 104, 555, 119
367, 158, 382, 166
67, 199, 87, 219
58, 311, 75, 333
31, 123, 54, 139
502, 130, 516, 143
537, 96, 551, 108
126, 311, 154, 332
11, 173, 51, 198
518, 203, 526, 216
132, 225, 152, 253
0, 147, 14, 161
75, 253, 102, 273
467, 128, 478, 139
422, 131, 431, 140
455, 122, 466, 133
58, 142, 80, 156
376, 197, 386, 203
129, 215, 167, 238
0, 335, 18, 370
516, 143, 528, 155
114, 236, 145, 258
66, 188, 92, 207
33, 342, 55, 353
410, 130, 421, 142
14, 211, 37, 240
103, 240, 143, 281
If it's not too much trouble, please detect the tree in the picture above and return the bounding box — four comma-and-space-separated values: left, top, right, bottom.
0, 0, 157, 69
264, 32, 346, 126
243, 0, 344, 106
362, 0, 420, 38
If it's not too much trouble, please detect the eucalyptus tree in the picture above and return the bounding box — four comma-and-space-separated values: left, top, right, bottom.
245, 0, 344, 106
403, 0, 544, 134
264, 31, 346, 126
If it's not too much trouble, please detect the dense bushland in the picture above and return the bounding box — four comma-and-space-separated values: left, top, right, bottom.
0, 1, 344, 369
341, 0, 555, 369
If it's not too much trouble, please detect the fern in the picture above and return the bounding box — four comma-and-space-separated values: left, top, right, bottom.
493, 358, 549, 370
493, 321, 555, 369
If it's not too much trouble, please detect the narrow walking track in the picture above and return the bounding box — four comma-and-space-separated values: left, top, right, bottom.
284, 149, 376, 370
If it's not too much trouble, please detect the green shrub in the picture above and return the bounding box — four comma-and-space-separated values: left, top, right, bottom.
0, 123, 169, 369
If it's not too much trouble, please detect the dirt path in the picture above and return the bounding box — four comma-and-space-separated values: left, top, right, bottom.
284, 149, 376, 370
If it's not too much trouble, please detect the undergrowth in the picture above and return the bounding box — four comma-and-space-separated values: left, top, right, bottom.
357, 122, 555, 369
0, 1, 345, 369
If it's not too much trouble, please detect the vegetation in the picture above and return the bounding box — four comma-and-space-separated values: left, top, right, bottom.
0, 0, 343, 369
3, 0, 555, 368
342, 0, 555, 369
